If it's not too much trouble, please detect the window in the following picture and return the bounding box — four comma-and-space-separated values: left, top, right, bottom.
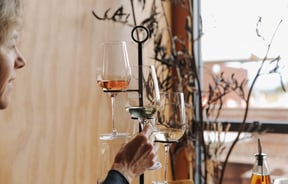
201, 0, 288, 124
200, 0, 288, 181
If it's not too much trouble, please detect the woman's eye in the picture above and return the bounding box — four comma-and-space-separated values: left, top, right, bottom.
7, 43, 16, 50
5, 40, 17, 49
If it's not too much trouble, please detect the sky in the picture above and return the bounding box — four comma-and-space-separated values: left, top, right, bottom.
201, 0, 288, 61
201, 0, 288, 107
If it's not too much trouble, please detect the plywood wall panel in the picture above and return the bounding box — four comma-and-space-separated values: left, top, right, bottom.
0, 0, 166, 183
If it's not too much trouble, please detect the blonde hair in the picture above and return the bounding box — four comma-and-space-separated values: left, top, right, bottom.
0, 0, 22, 44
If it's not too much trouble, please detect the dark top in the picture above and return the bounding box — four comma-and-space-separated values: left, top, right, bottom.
103, 170, 129, 184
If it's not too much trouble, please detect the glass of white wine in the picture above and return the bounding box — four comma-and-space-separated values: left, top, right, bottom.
125, 65, 160, 124
125, 65, 161, 170
96, 41, 131, 140
153, 91, 187, 184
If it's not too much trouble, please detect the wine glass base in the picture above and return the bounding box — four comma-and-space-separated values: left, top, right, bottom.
152, 181, 168, 184
99, 132, 130, 140
153, 181, 193, 184
148, 161, 162, 170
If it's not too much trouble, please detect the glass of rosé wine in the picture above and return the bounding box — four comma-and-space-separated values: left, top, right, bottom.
96, 41, 131, 140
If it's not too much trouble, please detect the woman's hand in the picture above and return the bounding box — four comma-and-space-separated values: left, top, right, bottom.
111, 123, 158, 183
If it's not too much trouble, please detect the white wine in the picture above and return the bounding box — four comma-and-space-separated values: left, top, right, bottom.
154, 128, 185, 143
126, 106, 157, 119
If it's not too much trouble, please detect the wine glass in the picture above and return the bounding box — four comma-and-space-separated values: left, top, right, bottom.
125, 65, 160, 125
125, 65, 162, 170
153, 92, 187, 184
96, 41, 131, 140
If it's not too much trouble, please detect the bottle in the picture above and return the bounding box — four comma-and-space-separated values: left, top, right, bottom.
250, 139, 271, 184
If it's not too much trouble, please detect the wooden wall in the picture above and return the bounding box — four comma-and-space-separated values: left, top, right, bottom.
0, 0, 165, 183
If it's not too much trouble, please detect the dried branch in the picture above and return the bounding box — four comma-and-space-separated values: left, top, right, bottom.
219, 19, 283, 183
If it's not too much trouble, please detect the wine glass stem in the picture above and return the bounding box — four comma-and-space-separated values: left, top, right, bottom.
138, 118, 146, 132
110, 94, 117, 136
164, 143, 170, 184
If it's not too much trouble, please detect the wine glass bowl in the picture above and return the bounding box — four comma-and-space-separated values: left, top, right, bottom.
125, 65, 160, 122
96, 41, 131, 93
154, 92, 186, 143
96, 41, 131, 140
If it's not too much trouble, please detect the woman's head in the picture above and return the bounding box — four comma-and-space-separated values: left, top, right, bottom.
0, 0, 23, 44
0, 0, 26, 109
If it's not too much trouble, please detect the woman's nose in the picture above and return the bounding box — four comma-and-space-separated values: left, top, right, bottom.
15, 47, 26, 69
